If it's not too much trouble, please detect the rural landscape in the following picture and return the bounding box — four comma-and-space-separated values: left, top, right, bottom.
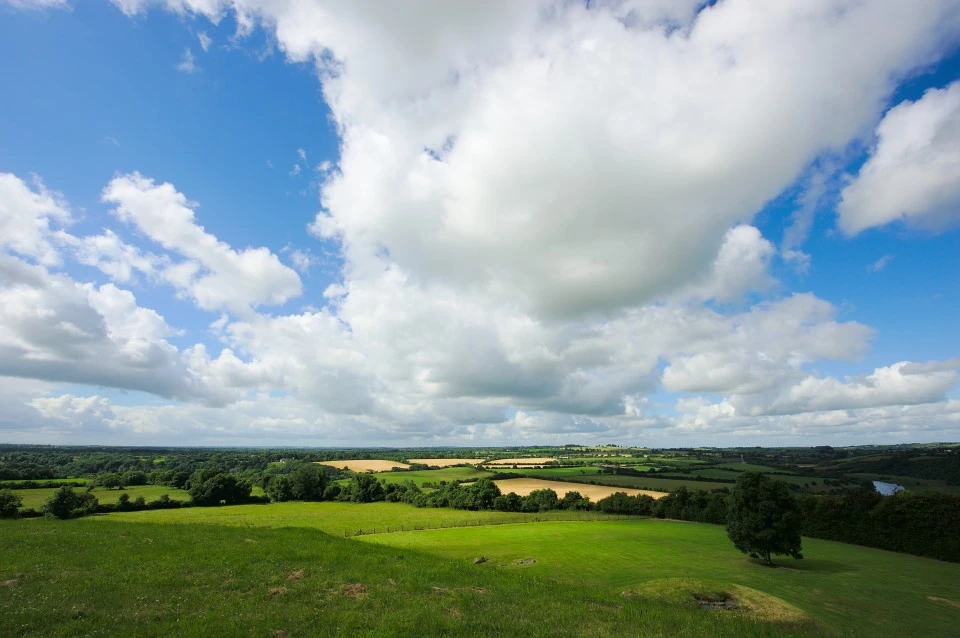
3, 1, 960, 636
2, 443, 959, 636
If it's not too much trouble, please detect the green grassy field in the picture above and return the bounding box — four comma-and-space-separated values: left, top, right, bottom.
3, 501, 959, 636
362, 519, 960, 637
371, 466, 493, 487
95, 501, 622, 537
502, 472, 734, 493
4, 517, 779, 638
12, 485, 190, 510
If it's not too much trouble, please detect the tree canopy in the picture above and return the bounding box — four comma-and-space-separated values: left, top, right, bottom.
726, 472, 803, 565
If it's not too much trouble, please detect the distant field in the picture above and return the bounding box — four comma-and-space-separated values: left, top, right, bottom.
491, 478, 667, 501
363, 519, 960, 637
713, 462, 784, 472
0, 477, 89, 485
316, 460, 410, 472
373, 467, 493, 487
407, 458, 484, 467
485, 457, 558, 466
548, 474, 734, 492
499, 467, 606, 478
13, 485, 190, 510
97, 501, 620, 536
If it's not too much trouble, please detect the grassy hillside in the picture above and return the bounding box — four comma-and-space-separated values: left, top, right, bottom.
95, 501, 622, 537
362, 519, 960, 637
2, 517, 812, 637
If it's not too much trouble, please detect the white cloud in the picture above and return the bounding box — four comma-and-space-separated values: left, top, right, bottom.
176, 47, 199, 73
686, 225, 776, 303
1, 0, 70, 10
6, 2, 956, 445
289, 164, 301, 177
764, 361, 958, 415
0, 254, 226, 402
102, 172, 302, 314
839, 80, 960, 234
869, 255, 894, 273
0, 172, 71, 266
287, 248, 318, 273
198, 30, 212, 51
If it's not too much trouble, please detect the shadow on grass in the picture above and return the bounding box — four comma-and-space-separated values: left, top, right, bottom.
747, 558, 855, 574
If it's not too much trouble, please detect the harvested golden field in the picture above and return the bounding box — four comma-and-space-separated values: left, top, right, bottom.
316, 460, 410, 472
408, 458, 484, 467
485, 457, 558, 466
492, 478, 667, 501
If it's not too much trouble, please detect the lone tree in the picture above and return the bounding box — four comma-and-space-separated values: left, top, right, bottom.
726, 472, 803, 566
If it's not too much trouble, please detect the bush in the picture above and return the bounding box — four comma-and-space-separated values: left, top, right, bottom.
41, 487, 99, 520
0, 489, 23, 518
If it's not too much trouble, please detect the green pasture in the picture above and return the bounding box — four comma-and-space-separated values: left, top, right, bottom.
362, 519, 960, 637
507, 473, 733, 493
96, 501, 621, 537
371, 466, 493, 487
1, 517, 790, 638
12, 485, 190, 510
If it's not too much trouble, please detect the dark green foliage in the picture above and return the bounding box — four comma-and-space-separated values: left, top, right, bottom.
0, 488, 22, 518
654, 487, 728, 523
726, 473, 803, 565
40, 486, 100, 519
799, 489, 960, 562
189, 473, 253, 506
341, 473, 386, 503
596, 492, 655, 515
522, 489, 559, 512
559, 490, 591, 510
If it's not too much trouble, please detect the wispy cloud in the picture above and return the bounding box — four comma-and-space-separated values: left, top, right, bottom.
197, 31, 212, 52
102, 136, 120, 147
176, 48, 199, 74
869, 255, 894, 273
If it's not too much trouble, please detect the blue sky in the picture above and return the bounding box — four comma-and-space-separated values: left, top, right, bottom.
0, 0, 958, 447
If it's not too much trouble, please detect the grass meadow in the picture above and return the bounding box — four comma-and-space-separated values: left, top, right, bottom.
95, 501, 623, 536
12, 484, 190, 510
362, 518, 960, 637
2, 501, 959, 636
370, 466, 493, 487
0, 516, 819, 638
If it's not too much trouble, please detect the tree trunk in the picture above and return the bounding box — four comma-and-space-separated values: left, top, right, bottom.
764, 550, 772, 566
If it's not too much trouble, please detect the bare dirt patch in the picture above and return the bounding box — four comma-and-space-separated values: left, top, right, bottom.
2, 574, 24, 588
268, 587, 288, 596
286, 570, 305, 581
928, 596, 960, 609
491, 478, 667, 501
316, 460, 410, 472
694, 591, 738, 610
408, 458, 483, 467
512, 557, 537, 565
624, 578, 809, 624
333, 583, 367, 599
